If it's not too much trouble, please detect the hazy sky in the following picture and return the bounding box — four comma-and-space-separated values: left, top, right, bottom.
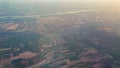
0, 0, 120, 2
0, 0, 120, 8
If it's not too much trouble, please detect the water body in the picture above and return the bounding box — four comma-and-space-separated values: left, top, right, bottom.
0, 10, 95, 19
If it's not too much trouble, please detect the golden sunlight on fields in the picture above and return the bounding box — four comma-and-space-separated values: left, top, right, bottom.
6, 23, 19, 30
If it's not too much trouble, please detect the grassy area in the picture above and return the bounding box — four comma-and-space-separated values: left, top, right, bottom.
1, 31, 50, 52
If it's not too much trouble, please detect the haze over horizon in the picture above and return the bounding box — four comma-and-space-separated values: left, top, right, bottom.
1, 0, 120, 9
1, 0, 120, 3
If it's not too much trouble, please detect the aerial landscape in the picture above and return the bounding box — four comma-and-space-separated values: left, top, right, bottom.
0, 0, 120, 68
